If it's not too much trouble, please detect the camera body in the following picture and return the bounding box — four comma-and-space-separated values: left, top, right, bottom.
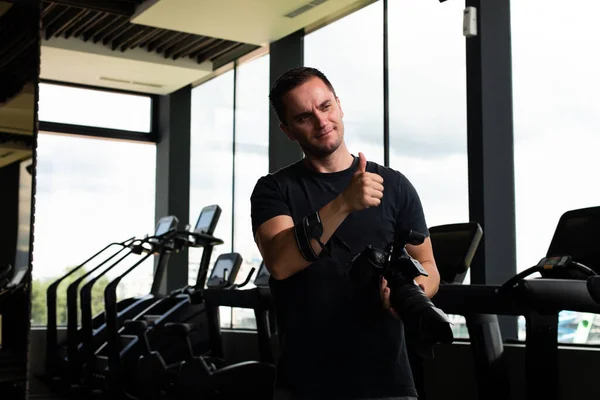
347, 229, 454, 357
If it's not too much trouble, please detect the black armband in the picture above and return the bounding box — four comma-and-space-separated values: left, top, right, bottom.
294, 211, 328, 262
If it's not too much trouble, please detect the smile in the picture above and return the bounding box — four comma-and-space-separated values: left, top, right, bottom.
316, 129, 333, 139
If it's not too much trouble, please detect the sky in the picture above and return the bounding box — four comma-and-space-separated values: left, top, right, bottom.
27, 0, 600, 331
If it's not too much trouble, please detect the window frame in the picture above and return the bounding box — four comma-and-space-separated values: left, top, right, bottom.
38, 79, 157, 143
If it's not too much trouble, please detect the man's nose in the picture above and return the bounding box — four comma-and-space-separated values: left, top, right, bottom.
315, 111, 328, 127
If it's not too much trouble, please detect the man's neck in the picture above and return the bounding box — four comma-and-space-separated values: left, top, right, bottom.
303, 146, 354, 173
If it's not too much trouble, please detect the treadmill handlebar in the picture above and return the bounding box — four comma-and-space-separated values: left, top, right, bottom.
587, 276, 600, 304
434, 279, 600, 316
235, 267, 255, 289
497, 256, 596, 295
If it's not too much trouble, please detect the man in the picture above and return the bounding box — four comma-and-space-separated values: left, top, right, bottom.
251, 67, 440, 400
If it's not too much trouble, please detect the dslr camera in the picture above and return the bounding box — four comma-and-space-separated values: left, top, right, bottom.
347, 229, 453, 357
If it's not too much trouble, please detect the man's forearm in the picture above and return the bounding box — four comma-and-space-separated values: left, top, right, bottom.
265, 195, 350, 280
414, 261, 440, 298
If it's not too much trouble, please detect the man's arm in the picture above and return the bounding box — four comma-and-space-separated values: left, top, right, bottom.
255, 152, 383, 281
255, 196, 350, 280
406, 236, 440, 298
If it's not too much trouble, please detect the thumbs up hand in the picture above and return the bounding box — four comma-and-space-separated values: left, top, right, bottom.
341, 152, 384, 212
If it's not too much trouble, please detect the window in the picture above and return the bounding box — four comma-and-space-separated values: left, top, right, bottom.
388, 0, 469, 337
31, 132, 156, 326
15, 159, 33, 272
304, 1, 384, 165
38, 83, 152, 133
231, 55, 270, 329
189, 70, 235, 327
512, 0, 600, 344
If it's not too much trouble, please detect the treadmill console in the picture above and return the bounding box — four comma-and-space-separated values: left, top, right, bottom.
254, 261, 271, 288
149, 216, 179, 246
154, 215, 179, 237
206, 252, 243, 289
430, 222, 483, 284
194, 205, 222, 235
545, 206, 600, 275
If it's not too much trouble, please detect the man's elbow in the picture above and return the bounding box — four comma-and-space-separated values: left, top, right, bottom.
265, 259, 290, 281
429, 269, 441, 297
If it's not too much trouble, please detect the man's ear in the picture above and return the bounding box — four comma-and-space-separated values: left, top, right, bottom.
280, 123, 296, 141
336, 97, 344, 119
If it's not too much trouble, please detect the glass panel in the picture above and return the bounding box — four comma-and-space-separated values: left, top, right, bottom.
189, 71, 234, 327
38, 83, 152, 133
388, 0, 469, 337
31, 132, 156, 326
512, 0, 600, 344
304, 1, 384, 165
231, 55, 270, 330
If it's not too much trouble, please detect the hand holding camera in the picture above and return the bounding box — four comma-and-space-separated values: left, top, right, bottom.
347, 229, 454, 358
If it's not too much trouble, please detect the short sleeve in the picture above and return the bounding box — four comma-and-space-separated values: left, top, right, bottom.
250, 175, 292, 238
395, 174, 430, 237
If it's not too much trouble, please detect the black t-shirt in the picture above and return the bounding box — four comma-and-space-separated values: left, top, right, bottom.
250, 155, 429, 399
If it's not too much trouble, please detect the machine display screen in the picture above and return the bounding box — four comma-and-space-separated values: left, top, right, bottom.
155, 219, 174, 236
211, 258, 234, 282
431, 230, 474, 271
256, 263, 270, 281
549, 213, 600, 273
195, 209, 215, 234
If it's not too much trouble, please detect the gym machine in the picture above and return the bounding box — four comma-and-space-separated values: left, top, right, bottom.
44, 216, 178, 391
130, 253, 276, 400
89, 205, 223, 397
432, 206, 600, 400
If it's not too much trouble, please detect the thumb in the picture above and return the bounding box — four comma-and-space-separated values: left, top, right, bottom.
355, 152, 367, 174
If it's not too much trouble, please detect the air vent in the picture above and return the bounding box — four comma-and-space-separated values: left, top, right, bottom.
284, 0, 330, 18
99, 76, 164, 89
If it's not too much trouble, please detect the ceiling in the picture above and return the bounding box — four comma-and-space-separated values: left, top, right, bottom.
132, 0, 373, 46
40, 0, 373, 94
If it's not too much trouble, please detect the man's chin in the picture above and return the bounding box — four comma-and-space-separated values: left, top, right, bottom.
305, 144, 340, 158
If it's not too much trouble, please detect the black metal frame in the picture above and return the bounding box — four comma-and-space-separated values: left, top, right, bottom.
382, 0, 390, 167
231, 60, 237, 252
39, 121, 156, 142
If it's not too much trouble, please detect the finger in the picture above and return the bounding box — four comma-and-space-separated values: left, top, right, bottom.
368, 181, 384, 193
383, 288, 391, 309
366, 197, 381, 208
366, 188, 384, 200
356, 152, 367, 174
364, 172, 383, 184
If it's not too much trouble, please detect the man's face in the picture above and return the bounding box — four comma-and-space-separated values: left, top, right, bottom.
280, 77, 345, 158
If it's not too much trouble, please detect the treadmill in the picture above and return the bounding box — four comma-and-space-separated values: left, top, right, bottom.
91, 205, 224, 397
407, 222, 485, 400
432, 206, 600, 400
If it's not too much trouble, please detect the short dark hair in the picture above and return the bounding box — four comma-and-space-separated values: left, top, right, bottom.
269, 67, 337, 125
